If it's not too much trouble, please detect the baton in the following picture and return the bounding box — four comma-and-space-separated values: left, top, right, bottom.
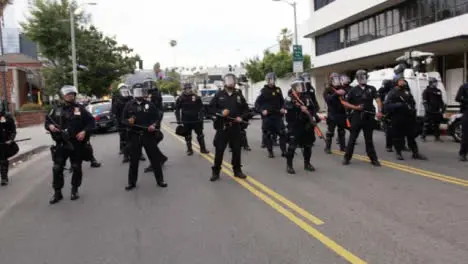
215, 113, 250, 125
0, 138, 31, 144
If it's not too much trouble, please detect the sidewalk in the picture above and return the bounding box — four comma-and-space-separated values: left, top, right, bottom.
10, 124, 52, 165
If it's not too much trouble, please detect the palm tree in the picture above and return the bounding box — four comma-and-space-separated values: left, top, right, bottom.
278, 28, 293, 53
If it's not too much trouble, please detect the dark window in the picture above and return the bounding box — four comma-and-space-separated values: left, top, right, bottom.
314, 0, 468, 56
314, 0, 335, 11
315, 29, 340, 56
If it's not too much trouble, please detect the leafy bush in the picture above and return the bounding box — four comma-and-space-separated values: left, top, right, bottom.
19, 103, 44, 111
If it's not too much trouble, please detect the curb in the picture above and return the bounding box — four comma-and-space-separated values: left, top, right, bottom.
9, 145, 50, 167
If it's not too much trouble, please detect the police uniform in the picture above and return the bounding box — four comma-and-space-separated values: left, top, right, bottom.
323, 73, 347, 153
255, 84, 287, 157
384, 81, 427, 160
284, 83, 317, 174
121, 97, 167, 190
175, 85, 209, 154
45, 85, 95, 204
111, 84, 133, 160
343, 75, 380, 166
378, 80, 394, 152
208, 81, 249, 181
0, 110, 16, 186
422, 80, 445, 141
455, 83, 468, 161
143, 82, 168, 172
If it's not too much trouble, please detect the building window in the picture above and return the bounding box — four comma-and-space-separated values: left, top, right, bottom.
315, 29, 340, 56
315, 0, 468, 56
314, 0, 335, 11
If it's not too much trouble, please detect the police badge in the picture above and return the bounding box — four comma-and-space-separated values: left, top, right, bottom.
145, 104, 149, 110
192, 96, 196, 101
73, 107, 81, 115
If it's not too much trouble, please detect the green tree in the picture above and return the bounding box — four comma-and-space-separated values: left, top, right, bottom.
22, 0, 140, 97
157, 69, 180, 95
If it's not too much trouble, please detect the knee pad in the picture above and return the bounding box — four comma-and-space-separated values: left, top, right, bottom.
71, 163, 82, 173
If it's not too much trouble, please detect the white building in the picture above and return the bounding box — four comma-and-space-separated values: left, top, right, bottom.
302, 0, 468, 107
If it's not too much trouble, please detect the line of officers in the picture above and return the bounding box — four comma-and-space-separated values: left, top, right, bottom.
41, 69, 468, 204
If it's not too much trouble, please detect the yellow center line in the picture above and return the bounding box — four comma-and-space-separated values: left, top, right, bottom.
162, 124, 324, 226
331, 150, 468, 187
161, 124, 366, 264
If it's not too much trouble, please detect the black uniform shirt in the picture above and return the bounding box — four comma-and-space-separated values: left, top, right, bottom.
175, 92, 203, 122
422, 86, 444, 113
45, 102, 95, 141
455, 83, 468, 113
255, 85, 284, 116
0, 113, 16, 143
209, 88, 249, 120
121, 99, 161, 131
345, 84, 378, 113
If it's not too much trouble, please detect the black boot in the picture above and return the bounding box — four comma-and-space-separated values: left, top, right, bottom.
125, 184, 136, 191
268, 150, 274, 158
186, 139, 194, 155
287, 165, 295, 174
233, 169, 246, 179
144, 166, 153, 173
122, 156, 130, 163
70, 188, 80, 201
0, 177, 8, 186
198, 136, 209, 154
370, 160, 381, 167
157, 181, 168, 188
342, 159, 350, 165
210, 167, 220, 181
396, 152, 404, 160
412, 153, 428, 160
386, 147, 393, 152
324, 136, 332, 154
304, 162, 316, 172
244, 145, 252, 151
49, 190, 63, 204
460, 155, 467, 162
90, 159, 101, 168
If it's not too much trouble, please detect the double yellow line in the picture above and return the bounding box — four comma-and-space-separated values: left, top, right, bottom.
161, 124, 367, 264
332, 150, 468, 187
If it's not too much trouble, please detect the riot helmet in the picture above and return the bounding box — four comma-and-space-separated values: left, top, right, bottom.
182, 83, 193, 94
224, 73, 237, 89
329, 72, 341, 87
355, 69, 368, 85
340, 74, 350, 86
132, 83, 147, 100
301, 72, 311, 83
265, 72, 276, 86
60, 85, 78, 102
118, 83, 132, 97
290, 78, 305, 93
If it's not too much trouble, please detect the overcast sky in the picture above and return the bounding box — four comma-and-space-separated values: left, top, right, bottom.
5, 0, 311, 69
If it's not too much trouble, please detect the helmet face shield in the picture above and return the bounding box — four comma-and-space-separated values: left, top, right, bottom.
291, 80, 304, 93
60, 85, 78, 96
340, 75, 350, 85
120, 88, 132, 97
356, 70, 368, 85
133, 87, 147, 98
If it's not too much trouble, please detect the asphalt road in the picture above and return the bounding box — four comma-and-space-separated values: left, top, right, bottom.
0, 114, 467, 264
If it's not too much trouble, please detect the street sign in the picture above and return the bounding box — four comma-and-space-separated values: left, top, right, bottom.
293, 45, 303, 61
293, 61, 303, 73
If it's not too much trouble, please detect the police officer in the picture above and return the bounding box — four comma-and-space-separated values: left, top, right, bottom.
342, 70, 383, 166
209, 73, 249, 181
421, 77, 445, 142
284, 78, 317, 174
0, 105, 16, 186
384, 78, 427, 160
176, 83, 209, 155
143, 79, 168, 172
340, 74, 352, 93
45, 85, 95, 204
302, 72, 320, 112
255, 72, 287, 158
112, 83, 133, 162
121, 83, 167, 190
323, 72, 347, 153
455, 82, 468, 161
378, 79, 395, 152
230, 89, 252, 152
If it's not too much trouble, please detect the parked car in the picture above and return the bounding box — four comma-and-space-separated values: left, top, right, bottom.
86, 100, 117, 133
162, 95, 176, 111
